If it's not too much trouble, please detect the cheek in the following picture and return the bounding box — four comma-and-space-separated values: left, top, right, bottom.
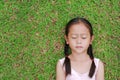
83, 39, 91, 46
68, 39, 76, 45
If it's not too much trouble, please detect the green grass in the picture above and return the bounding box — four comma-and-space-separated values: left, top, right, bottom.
0, 0, 120, 80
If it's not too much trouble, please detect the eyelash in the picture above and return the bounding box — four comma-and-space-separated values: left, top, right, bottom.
82, 37, 87, 39
72, 37, 77, 39
71, 37, 87, 39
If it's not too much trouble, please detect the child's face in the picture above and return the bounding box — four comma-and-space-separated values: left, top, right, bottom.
65, 23, 94, 54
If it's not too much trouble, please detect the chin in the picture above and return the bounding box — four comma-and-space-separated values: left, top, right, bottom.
75, 50, 84, 54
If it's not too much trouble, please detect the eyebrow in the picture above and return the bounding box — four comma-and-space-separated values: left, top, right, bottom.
71, 33, 89, 35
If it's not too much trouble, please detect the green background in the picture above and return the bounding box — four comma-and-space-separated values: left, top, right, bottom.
0, 0, 120, 80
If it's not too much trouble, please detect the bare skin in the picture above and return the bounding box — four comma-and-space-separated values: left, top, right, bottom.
56, 23, 104, 80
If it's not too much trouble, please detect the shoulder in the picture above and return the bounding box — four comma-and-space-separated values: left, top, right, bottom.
94, 58, 104, 68
94, 58, 104, 71
56, 57, 65, 71
95, 58, 104, 80
56, 58, 66, 80
58, 57, 65, 65
94, 57, 100, 62
98, 59, 104, 72
98, 60, 104, 67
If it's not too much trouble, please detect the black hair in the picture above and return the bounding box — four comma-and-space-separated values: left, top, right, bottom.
63, 17, 96, 78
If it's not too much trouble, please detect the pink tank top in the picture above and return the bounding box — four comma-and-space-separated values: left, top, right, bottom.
59, 58, 100, 80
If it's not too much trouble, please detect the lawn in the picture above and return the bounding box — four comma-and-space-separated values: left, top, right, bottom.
0, 0, 120, 80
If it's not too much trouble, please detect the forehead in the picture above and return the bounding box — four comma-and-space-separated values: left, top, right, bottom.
69, 23, 90, 35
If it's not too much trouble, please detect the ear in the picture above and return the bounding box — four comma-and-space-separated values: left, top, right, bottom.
64, 35, 69, 44
90, 35, 94, 44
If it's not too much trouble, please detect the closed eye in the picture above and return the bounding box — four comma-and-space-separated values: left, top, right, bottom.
72, 37, 77, 39
82, 37, 87, 39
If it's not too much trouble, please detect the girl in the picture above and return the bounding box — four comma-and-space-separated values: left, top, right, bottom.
56, 17, 104, 80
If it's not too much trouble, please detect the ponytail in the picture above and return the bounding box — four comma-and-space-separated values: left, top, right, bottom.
87, 44, 96, 78
63, 41, 71, 76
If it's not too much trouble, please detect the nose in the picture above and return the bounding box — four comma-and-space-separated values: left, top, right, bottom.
77, 37, 82, 44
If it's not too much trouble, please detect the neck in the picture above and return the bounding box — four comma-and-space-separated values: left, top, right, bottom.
69, 51, 90, 62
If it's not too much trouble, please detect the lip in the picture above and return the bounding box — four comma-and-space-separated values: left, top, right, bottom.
76, 46, 83, 48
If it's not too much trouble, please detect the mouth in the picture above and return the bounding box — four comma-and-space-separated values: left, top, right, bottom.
76, 46, 83, 48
